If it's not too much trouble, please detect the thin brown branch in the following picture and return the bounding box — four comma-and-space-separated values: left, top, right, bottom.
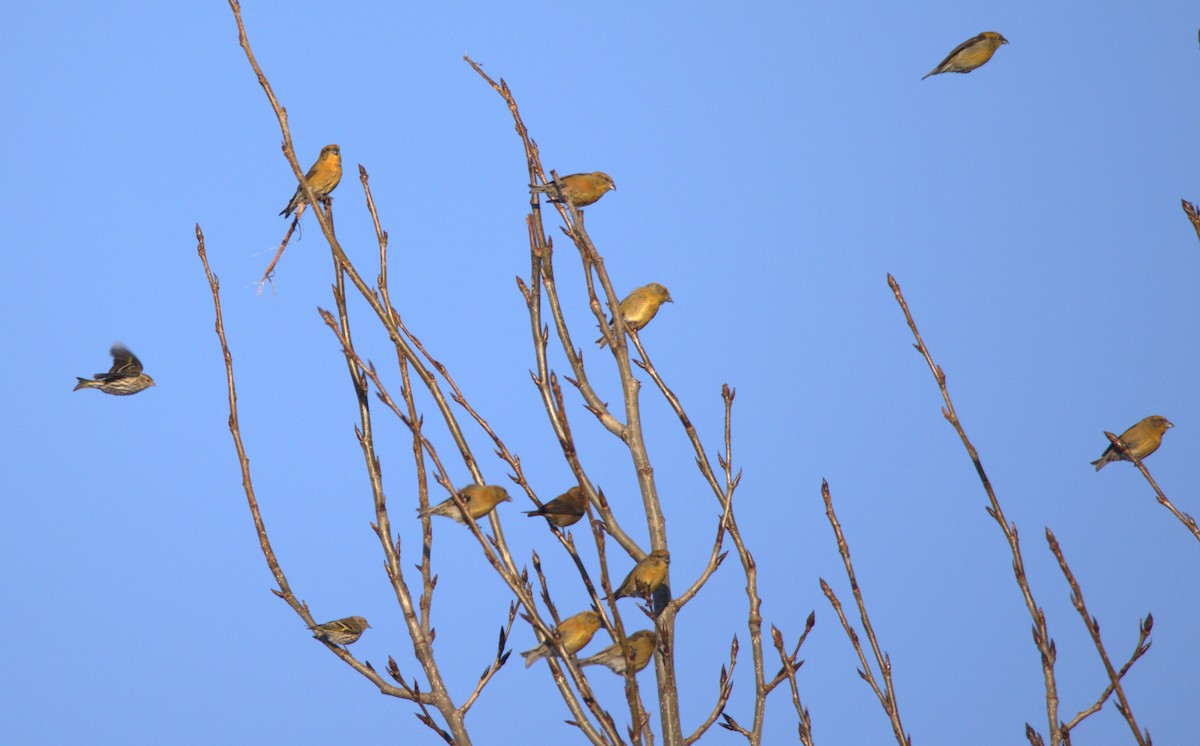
820, 481, 909, 745
1103, 431, 1200, 542
1046, 530, 1150, 745
196, 223, 432, 703
683, 636, 736, 744
888, 273, 1060, 743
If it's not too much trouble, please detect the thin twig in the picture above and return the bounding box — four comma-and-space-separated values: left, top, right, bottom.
1045, 529, 1150, 745
888, 273, 1060, 743
820, 481, 909, 745
1104, 431, 1199, 542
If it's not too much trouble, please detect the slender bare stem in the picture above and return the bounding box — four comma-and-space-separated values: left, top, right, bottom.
1103, 431, 1199, 542
1045, 530, 1151, 745
888, 273, 1060, 743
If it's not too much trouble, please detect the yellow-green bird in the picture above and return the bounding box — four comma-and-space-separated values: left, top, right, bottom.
280, 144, 342, 218
418, 484, 511, 523
521, 610, 604, 668
923, 32, 1008, 80
530, 172, 616, 208
578, 630, 657, 675
1092, 415, 1174, 471
614, 549, 670, 599
524, 486, 588, 528
597, 283, 673, 348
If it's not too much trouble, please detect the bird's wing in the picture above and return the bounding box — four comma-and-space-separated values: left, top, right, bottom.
108, 345, 144, 376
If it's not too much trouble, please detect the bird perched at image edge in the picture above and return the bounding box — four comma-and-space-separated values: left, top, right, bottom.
530, 172, 616, 208
418, 484, 512, 524
578, 630, 657, 675
74, 344, 156, 396
1091, 415, 1174, 471
280, 144, 342, 218
922, 32, 1008, 79
597, 283, 673, 348
308, 616, 370, 646
524, 486, 587, 528
614, 549, 670, 599
521, 611, 604, 668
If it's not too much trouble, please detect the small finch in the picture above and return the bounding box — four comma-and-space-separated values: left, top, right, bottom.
530, 172, 616, 208
1092, 415, 1174, 471
521, 610, 604, 668
418, 484, 512, 524
280, 144, 342, 218
922, 32, 1008, 80
614, 549, 670, 600
74, 344, 156, 396
309, 615, 370, 646
597, 283, 673, 348
524, 486, 587, 528
578, 630, 657, 675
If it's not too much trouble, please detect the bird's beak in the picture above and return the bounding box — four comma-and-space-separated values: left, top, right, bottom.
1167, 421, 1175, 428
666, 296, 674, 303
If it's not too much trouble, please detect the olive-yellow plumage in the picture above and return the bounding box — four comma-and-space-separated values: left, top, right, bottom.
418, 484, 511, 523
597, 283, 673, 348
1092, 415, 1174, 471
280, 144, 343, 218
578, 630, 657, 675
531, 172, 615, 208
524, 486, 587, 528
521, 611, 604, 668
614, 549, 670, 599
923, 32, 1008, 80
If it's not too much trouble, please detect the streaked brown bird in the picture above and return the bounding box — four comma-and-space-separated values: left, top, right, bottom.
524, 486, 587, 528
614, 549, 670, 600
280, 144, 342, 218
1092, 415, 1174, 471
309, 615, 370, 646
74, 344, 156, 396
922, 32, 1008, 80
579, 630, 657, 675
530, 172, 615, 208
521, 610, 604, 668
418, 484, 512, 524
597, 283, 673, 348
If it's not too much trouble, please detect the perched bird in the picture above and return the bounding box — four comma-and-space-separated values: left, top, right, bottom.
280, 144, 342, 218
578, 630, 657, 675
597, 283, 673, 348
530, 172, 616, 208
308, 615, 370, 646
614, 549, 670, 600
521, 610, 604, 668
524, 486, 587, 528
1092, 415, 1174, 471
922, 32, 1008, 80
418, 484, 511, 524
74, 344, 156, 396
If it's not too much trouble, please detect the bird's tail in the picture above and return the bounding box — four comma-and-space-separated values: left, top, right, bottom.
73, 378, 96, 391
521, 646, 546, 668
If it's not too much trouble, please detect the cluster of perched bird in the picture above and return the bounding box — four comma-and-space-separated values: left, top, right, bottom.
72, 42, 1176, 671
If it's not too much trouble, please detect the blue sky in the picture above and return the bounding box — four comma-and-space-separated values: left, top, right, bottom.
4, 1, 1198, 743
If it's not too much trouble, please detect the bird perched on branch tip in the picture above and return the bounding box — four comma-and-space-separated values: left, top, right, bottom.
1091, 415, 1174, 471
